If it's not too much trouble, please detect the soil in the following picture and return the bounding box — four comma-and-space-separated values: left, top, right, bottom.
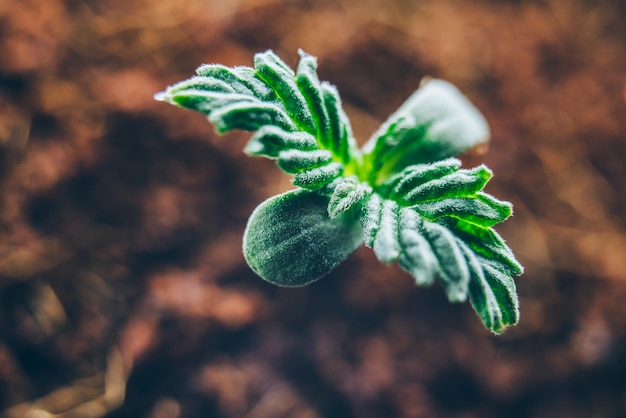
1, 0, 625, 417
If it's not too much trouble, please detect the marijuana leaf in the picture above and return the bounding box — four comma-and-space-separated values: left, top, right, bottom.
360, 158, 522, 332
157, 50, 357, 191
156, 49, 523, 334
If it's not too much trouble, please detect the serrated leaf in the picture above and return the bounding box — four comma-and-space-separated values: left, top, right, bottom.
480, 261, 519, 327
382, 158, 462, 199
168, 76, 235, 95
195, 65, 275, 100
277, 149, 333, 174
362, 79, 490, 184
398, 165, 492, 204
397, 209, 438, 285
361, 193, 384, 247
254, 50, 316, 134
321, 82, 356, 165
293, 162, 343, 189
441, 217, 523, 276
360, 194, 468, 300
466, 249, 519, 333
157, 50, 523, 334
413, 193, 512, 227
380, 158, 511, 227
243, 189, 363, 286
210, 101, 297, 133
373, 199, 401, 263
295, 50, 332, 149
360, 193, 520, 331
245, 126, 318, 158
157, 49, 358, 191
420, 220, 470, 302
327, 177, 371, 219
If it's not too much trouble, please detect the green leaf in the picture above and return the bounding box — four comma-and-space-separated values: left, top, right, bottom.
360, 192, 520, 332
380, 158, 511, 228
395, 165, 492, 204
244, 126, 318, 158
372, 199, 401, 264
320, 82, 357, 165
361, 194, 469, 301
293, 162, 344, 190
396, 208, 438, 286
254, 50, 316, 134
195, 65, 275, 100
157, 50, 523, 334
327, 176, 371, 219
362, 79, 490, 184
441, 217, 523, 276
295, 50, 332, 149
243, 189, 363, 286
412, 194, 512, 227
466, 246, 520, 333
361, 192, 384, 248
156, 49, 358, 191
210, 101, 296, 133
382, 158, 463, 199
277, 149, 333, 174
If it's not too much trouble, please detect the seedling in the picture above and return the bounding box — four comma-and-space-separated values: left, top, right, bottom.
155, 50, 523, 333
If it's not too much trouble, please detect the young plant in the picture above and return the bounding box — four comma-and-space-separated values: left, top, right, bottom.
155, 50, 523, 334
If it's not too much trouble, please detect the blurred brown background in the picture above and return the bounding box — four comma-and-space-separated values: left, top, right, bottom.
1, 0, 625, 417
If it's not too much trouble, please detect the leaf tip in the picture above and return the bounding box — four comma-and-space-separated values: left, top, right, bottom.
297, 48, 313, 59
243, 140, 263, 156
153, 91, 169, 102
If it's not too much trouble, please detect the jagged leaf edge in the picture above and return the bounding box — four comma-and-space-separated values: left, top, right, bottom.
360, 193, 520, 332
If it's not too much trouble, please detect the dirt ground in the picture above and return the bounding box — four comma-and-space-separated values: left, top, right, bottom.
1, 0, 625, 417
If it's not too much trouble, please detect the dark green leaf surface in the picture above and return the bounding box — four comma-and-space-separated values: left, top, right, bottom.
277, 149, 333, 174
244, 126, 318, 158
361, 192, 519, 332
442, 217, 523, 276
156, 50, 522, 334
254, 50, 316, 134
413, 194, 511, 227
156, 50, 357, 190
382, 158, 463, 199
293, 162, 344, 190
295, 50, 332, 148
362, 194, 470, 302
327, 177, 371, 219
321, 82, 356, 165
243, 189, 363, 287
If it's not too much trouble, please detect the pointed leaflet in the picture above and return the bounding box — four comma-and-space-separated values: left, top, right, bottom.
361, 192, 519, 333
467, 254, 520, 333
243, 189, 362, 287
254, 50, 316, 134
295, 50, 332, 150
361, 194, 469, 302
156, 67, 296, 133
157, 50, 522, 333
396, 208, 439, 286
382, 158, 463, 199
156, 50, 358, 190
413, 194, 511, 228
440, 217, 523, 276
327, 177, 371, 219
362, 79, 490, 185
368, 157, 519, 331
380, 159, 512, 228
294, 49, 357, 163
